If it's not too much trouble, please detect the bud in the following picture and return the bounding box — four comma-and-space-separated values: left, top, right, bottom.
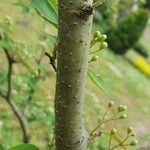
91, 55, 99, 62
95, 130, 103, 136
131, 133, 136, 137
94, 31, 101, 38
100, 42, 108, 49
101, 34, 107, 40
127, 127, 133, 134
122, 105, 127, 111
34, 69, 39, 76
130, 140, 138, 146
117, 105, 123, 112
119, 114, 127, 119
117, 105, 127, 112
111, 128, 117, 135
108, 101, 114, 108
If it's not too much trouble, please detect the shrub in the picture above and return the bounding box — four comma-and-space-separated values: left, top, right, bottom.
106, 9, 149, 54
144, 0, 150, 10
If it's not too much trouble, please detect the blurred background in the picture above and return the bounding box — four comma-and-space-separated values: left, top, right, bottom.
0, 0, 150, 149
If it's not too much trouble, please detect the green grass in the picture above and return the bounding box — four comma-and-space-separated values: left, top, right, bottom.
0, 0, 150, 149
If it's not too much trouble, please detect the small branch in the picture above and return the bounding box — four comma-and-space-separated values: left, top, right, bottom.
0, 30, 30, 143
89, 49, 102, 55
34, 51, 44, 65
110, 135, 129, 150
108, 134, 112, 150
90, 107, 109, 136
7, 58, 13, 100
93, 0, 105, 8
103, 118, 119, 124
45, 52, 57, 72
49, 130, 55, 149
8, 100, 30, 143
90, 110, 121, 138
23, 53, 43, 114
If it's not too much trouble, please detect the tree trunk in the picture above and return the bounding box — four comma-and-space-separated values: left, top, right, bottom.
55, 0, 93, 150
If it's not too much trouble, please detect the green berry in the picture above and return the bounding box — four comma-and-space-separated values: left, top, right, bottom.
117, 105, 127, 112
101, 34, 107, 40
91, 55, 99, 61
122, 105, 127, 111
108, 101, 114, 108
127, 127, 134, 134
130, 140, 138, 146
94, 31, 101, 38
119, 114, 127, 119
118, 105, 123, 112
100, 42, 108, 49
111, 128, 117, 135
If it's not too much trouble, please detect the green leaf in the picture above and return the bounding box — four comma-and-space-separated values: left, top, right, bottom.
0, 39, 10, 49
32, 0, 58, 28
48, 0, 58, 13
0, 145, 4, 150
9, 144, 39, 150
45, 33, 57, 50
87, 68, 109, 94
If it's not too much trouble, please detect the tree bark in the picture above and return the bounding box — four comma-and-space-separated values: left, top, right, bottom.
55, 0, 93, 150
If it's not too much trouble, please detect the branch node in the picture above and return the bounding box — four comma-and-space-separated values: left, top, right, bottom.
76, 5, 93, 18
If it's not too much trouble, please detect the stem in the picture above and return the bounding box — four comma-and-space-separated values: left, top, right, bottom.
103, 118, 119, 124
8, 100, 30, 143
111, 112, 120, 119
55, 0, 93, 149
0, 31, 30, 143
45, 52, 57, 72
110, 135, 129, 150
23, 53, 43, 115
90, 40, 97, 48
89, 49, 101, 55
108, 134, 112, 150
93, 0, 105, 8
4, 50, 30, 143
90, 111, 121, 137
90, 107, 109, 136
49, 130, 55, 149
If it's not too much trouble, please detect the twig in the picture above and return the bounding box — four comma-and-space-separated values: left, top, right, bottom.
0, 30, 30, 143
89, 49, 103, 55
45, 52, 57, 72
23, 52, 43, 114
93, 0, 105, 8
49, 130, 55, 149
110, 135, 129, 150
108, 134, 112, 150
90, 107, 109, 136
90, 110, 121, 138
7, 100, 30, 143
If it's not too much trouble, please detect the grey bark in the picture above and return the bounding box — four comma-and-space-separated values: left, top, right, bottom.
55, 0, 93, 150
